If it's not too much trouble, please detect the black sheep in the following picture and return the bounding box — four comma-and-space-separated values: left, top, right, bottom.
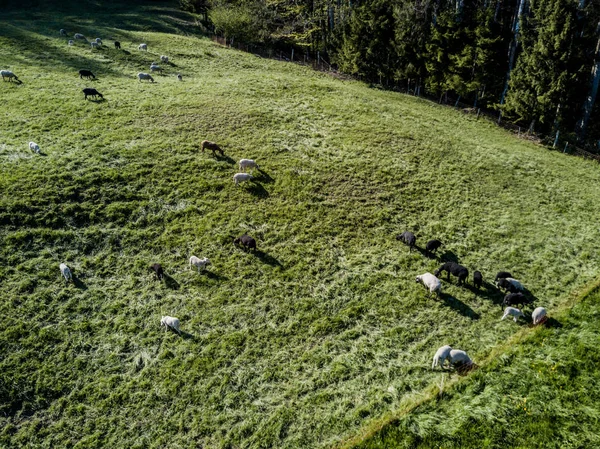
497, 278, 521, 293
78, 69, 95, 80
425, 239, 443, 254
434, 262, 469, 286
234, 234, 257, 251
83, 88, 103, 100
503, 292, 532, 309
396, 231, 416, 251
114, 41, 121, 49
150, 263, 164, 280
495, 271, 513, 282
473, 271, 483, 289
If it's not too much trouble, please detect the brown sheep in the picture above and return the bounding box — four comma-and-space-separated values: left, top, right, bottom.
201, 140, 224, 156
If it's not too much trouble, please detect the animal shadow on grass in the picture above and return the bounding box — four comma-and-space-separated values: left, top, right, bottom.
439, 293, 480, 320
163, 274, 180, 290
439, 250, 460, 263
255, 169, 274, 184
215, 154, 235, 165
204, 271, 228, 281
72, 274, 88, 290
88, 98, 106, 104
255, 250, 283, 268
415, 245, 436, 260
179, 330, 195, 340
246, 182, 269, 198
466, 281, 504, 306
122, 50, 131, 55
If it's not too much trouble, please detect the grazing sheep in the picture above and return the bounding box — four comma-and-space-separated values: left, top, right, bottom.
74, 33, 85, 40
201, 140, 224, 156
114, 41, 121, 49
239, 159, 259, 172
434, 262, 469, 286
150, 263, 164, 280
503, 292, 532, 309
160, 316, 181, 335
1, 70, 19, 82
473, 270, 483, 289
83, 88, 103, 100
160, 55, 169, 63
177, 73, 182, 81
137, 72, 154, 82
425, 239, 443, 254
416, 272, 442, 298
78, 69, 95, 79
495, 271, 513, 282
189, 256, 210, 272
233, 173, 254, 186
448, 349, 472, 368
91, 42, 99, 49
59, 263, 72, 282
60, 29, 67, 36
396, 231, 416, 251
234, 234, 257, 251
95, 38, 102, 44
28, 142, 40, 153
138, 43, 148, 51
432, 345, 452, 369
501, 306, 524, 322
150, 64, 162, 72
532, 307, 548, 325
68, 40, 74, 46
497, 277, 524, 293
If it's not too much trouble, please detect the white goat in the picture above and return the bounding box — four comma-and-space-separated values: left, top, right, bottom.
501, 307, 524, 322
233, 173, 254, 186
59, 263, 72, 282
74, 33, 85, 40
432, 345, 452, 369
91, 42, 99, 49
532, 307, 548, 325
189, 256, 210, 272
416, 272, 442, 298
448, 349, 472, 368
68, 40, 74, 46
137, 72, 154, 82
29, 142, 40, 153
1, 70, 19, 82
150, 64, 162, 72
239, 159, 259, 172
160, 316, 181, 335
160, 55, 169, 63
60, 29, 67, 36
138, 43, 148, 51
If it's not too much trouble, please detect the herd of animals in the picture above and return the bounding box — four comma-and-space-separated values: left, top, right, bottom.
4, 26, 551, 376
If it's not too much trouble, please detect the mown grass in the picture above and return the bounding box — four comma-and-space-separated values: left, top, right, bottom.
1, 1, 600, 448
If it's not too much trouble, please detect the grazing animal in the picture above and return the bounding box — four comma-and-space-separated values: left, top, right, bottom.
501, 306, 524, 322
160, 316, 181, 334
150, 64, 162, 72
434, 262, 469, 286
91, 42, 99, 49
78, 69, 95, 80
189, 256, 210, 272
448, 349, 472, 368
473, 270, 483, 289
1, 70, 19, 82
425, 239, 443, 254
234, 234, 257, 251
396, 231, 416, 251
68, 40, 74, 46
138, 43, 148, 51
177, 73, 182, 81
114, 41, 121, 49
29, 142, 40, 153
82, 88, 103, 100
495, 271, 513, 282
532, 307, 548, 325
432, 345, 452, 369
160, 55, 169, 63
233, 173, 254, 186
150, 263, 164, 280
95, 38, 102, 45
60, 29, 67, 36
497, 277, 524, 293
416, 272, 442, 298
74, 33, 85, 40
137, 72, 154, 82
59, 263, 72, 282
201, 140, 224, 156
239, 159, 259, 172
503, 292, 532, 309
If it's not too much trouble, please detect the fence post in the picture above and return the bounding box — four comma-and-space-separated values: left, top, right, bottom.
317, 51, 320, 69
553, 130, 560, 148
497, 112, 502, 124
564, 142, 569, 153
291, 48, 294, 62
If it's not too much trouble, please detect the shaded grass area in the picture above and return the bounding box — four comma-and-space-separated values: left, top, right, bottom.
2, 1, 600, 448
354, 282, 600, 449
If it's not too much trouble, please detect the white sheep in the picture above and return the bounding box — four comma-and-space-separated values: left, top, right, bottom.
60, 29, 67, 36
233, 173, 254, 186
189, 256, 210, 272
68, 40, 74, 46
138, 43, 148, 51
177, 73, 182, 81
415, 272, 442, 298
1, 70, 19, 82
448, 349, 472, 368
239, 159, 259, 172
160, 316, 181, 335
432, 345, 452, 369
59, 263, 72, 282
74, 33, 85, 40
501, 306, 524, 322
532, 307, 548, 325
95, 38, 102, 44
91, 42, 99, 49
160, 55, 169, 63
137, 72, 154, 82
150, 64, 162, 72
29, 142, 40, 153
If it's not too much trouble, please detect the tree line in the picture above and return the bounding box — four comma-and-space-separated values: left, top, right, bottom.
181, 0, 600, 147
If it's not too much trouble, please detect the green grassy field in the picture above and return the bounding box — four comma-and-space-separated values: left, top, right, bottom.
2, 1, 600, 448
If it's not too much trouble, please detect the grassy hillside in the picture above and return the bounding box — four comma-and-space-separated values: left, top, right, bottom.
2, 1, 600, 448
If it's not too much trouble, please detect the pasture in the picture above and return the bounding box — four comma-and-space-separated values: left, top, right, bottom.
2, 1, 600, 448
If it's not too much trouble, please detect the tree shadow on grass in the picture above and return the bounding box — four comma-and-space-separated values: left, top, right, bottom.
439, 293, 480, 320
163, 273, 179, 290
255, 250, 283, 268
